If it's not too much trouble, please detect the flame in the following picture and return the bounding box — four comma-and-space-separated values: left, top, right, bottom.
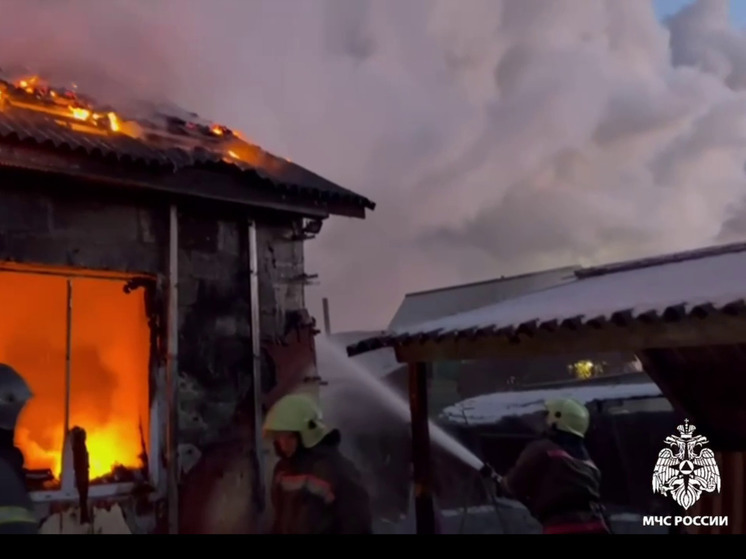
69, 107, 91, 121
107, 112, 121, 133
0, 72, 297, 175
0, 75, 127, 135
3, 271, 150, 483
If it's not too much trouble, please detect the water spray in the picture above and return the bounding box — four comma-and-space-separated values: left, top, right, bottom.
317, 337, 512, 532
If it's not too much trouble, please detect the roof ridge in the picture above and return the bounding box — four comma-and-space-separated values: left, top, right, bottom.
576, 241, 746, 279
403, 265, 579, 298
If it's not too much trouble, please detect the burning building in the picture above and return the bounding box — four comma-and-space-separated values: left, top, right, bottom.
0, 71, 374, 533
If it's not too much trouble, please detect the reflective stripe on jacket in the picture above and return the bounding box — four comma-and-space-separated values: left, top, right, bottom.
0, 456, 38, 534
270, 430, 373, 534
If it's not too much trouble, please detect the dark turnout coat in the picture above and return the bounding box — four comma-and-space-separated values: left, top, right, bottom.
501, 431, 610, 534
0, 446, 38, 534
270, 430, 373, 534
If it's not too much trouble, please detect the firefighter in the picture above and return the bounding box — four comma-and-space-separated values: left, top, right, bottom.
0, 363, 39, 534
497, 398, 611, 534
263, 392, 373, 534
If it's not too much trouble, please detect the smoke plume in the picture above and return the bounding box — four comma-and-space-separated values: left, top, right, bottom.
2, 0, 746, 331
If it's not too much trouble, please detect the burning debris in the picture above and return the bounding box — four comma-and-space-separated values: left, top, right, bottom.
3, 273, 152, 491
0, 70, 262, 165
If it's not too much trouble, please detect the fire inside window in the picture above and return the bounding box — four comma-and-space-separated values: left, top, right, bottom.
569, 359, 604, 380
0, 269, 151, 496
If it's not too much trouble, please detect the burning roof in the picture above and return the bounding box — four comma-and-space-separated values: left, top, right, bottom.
0, 71, 374, 212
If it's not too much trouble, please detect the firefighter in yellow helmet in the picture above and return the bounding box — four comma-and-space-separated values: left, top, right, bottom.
263, 393, 373, 534
497, 398, 611, 534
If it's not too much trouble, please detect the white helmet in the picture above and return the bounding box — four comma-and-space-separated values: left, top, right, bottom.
0, 364, 32, 431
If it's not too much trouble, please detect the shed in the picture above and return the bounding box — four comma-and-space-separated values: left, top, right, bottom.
0, 73, 374, 534
348, 241, 746, 534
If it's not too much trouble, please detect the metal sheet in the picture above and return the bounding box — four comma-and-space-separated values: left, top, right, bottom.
248, 221, 266, 516
64, 279, 72, 437
388, 266, 579, 331
348, 242, 746, 357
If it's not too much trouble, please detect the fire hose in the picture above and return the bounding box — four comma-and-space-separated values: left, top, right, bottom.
477, 462, 511, 533
478, 462, 503, 491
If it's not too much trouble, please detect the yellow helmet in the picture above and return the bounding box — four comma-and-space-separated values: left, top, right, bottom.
545, 398, 590, 438
263, 393, 330, 449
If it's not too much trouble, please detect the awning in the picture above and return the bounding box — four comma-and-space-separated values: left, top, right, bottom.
347, 241, 746, 362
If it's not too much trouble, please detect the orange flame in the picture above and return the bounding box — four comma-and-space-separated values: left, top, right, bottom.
107, 112, 121, 133
0, 72, 296, 174
69, 106, 91, 121
4, 272, 150, 483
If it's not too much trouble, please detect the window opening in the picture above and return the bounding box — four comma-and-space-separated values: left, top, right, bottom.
0, 269, 152, 494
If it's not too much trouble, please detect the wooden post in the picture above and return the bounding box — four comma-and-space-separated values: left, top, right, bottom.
322, 297, 331, 335
408, 361, 436, 534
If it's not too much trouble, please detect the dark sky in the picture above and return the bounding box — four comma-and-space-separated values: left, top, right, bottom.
3, 0, 746, 331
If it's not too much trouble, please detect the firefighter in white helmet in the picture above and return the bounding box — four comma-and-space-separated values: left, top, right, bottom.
0, 364, 38, 534
498, 398, 611, 534
263, 392, 372, 534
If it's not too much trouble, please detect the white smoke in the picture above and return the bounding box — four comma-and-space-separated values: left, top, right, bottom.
2, 0, 746, 330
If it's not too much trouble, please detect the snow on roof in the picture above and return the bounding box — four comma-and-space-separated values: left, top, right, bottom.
387, 266, 578, 331
382, 242, 746, 342
440, 382, 663, 426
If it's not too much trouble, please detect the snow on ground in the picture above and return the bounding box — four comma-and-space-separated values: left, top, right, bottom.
441, 382, 663, 425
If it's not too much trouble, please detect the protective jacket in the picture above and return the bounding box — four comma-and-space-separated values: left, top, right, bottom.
501, 431, 610, 534
270, 429, 373, 534
0, 446, 38, 534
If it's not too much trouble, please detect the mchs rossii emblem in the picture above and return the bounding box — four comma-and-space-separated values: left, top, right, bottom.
652, 419, 721, 510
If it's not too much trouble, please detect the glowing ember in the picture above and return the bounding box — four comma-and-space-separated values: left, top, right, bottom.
70, 106, 91, 121
0, 73, 246, 144
0, 70, 298, 188
107, 112, 120, 132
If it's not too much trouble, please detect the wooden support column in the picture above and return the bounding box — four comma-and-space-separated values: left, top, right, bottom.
408, 361, 436, 535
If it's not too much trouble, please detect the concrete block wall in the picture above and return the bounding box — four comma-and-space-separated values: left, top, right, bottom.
0, 187, 164, 274
0, 179, 309, 534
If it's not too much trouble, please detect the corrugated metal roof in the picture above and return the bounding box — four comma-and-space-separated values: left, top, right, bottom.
440, 382, 663, 426
347, 241, 746, 356
387, 266, 579, 330
0, 110, 186, 166
0, 108, 375, 211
